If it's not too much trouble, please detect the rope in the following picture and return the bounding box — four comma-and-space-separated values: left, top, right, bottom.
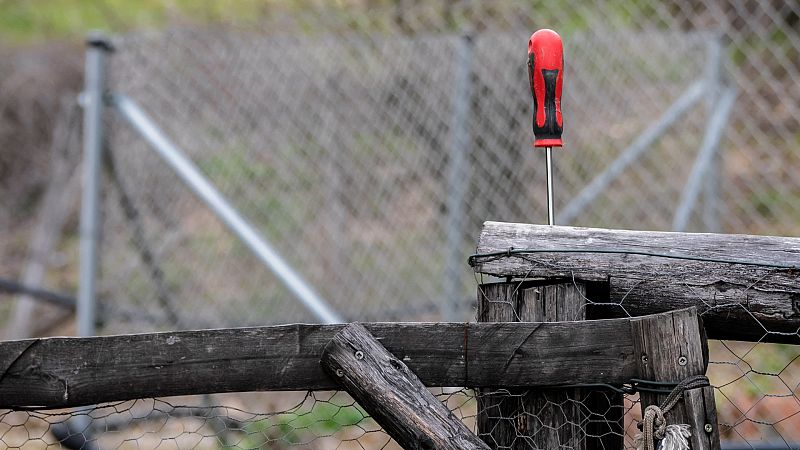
641, 405, 666, 450
638, 375, 709, 450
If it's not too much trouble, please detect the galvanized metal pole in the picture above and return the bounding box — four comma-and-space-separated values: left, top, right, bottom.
702, 34, 724, 232
111, 94, 343, 324
78, 33, 112, 337
672, 88, 736, 231
74, 32, 113, 447
442, 32, 474, 321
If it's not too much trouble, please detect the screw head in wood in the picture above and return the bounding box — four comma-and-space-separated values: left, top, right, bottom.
678, 356, 688, 366
355, 350, 364, 360
704, 423, 713, 433
335, 369, 344, 377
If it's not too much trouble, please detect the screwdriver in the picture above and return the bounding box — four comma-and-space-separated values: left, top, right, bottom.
527, 29, 564, 226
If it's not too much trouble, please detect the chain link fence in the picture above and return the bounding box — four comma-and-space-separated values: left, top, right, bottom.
93, 1, 800, 332
3, 0, 800, 448
94, 1, 800, 448
100, 10, 713, 330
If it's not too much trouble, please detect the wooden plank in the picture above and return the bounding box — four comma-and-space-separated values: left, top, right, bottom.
476, 282, 520, 448
630, 308, 720, 450
476, 281, 623, 449
474, 221, 800, 342
321, 323, 489, 450
527, 283, 624, 450
518, 282, 588, 450
0, 321, 638, 409
683, 386, 722, 450
630, 308, 707, 426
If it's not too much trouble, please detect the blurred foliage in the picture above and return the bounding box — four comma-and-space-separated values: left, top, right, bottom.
0, 0, 706, 44
0, 0, 268, 43
240, 400, 368, 448
0, 0, 446, 44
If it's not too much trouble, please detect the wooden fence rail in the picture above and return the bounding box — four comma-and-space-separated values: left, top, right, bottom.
0, 312, 687, 410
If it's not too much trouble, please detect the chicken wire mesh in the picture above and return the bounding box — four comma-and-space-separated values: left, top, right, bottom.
0, 392, 391, 450
0, 389, 642, 449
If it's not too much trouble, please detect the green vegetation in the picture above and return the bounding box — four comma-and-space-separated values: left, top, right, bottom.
0, 0, 274, 44
239, 400, 368, 447
0, 0, 687, 45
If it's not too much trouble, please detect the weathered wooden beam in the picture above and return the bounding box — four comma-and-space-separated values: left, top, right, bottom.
475, 282, 525, 448
476, 280, 623, 449
683, 387, 721, 449
321, 323, 490, 450
487, 281, 591, 449
474, 221, 800, 343
630, 308, 720, 450
0, 320, 639, 409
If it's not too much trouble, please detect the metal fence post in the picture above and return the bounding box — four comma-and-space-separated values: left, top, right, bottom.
671, 87, 736, 232
442, 31, 474, 321
702, 33, 724, 232
69, 31, 114, 449
78, 32, 112, 338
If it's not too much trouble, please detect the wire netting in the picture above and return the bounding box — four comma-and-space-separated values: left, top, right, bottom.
3, 1, 800, 449
0, 389, 645, 449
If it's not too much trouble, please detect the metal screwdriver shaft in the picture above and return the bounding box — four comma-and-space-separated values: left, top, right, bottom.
545, 146, 554, 225
528, 29, 564, 226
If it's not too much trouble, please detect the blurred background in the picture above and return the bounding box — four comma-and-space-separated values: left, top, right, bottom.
1, 0, 799, 448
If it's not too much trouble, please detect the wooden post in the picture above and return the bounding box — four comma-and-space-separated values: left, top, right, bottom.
0, 320, 643, 409
630, 308, 721, 450
475, 282, 523, 448
320, 323, 489, 450
476, 280, 623, 449
683, 386, 721, 449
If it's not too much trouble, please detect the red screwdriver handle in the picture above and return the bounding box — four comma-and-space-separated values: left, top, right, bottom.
528, 29, 564, 148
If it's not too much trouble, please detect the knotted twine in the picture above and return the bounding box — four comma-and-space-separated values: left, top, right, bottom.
636, 375, 710, 450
